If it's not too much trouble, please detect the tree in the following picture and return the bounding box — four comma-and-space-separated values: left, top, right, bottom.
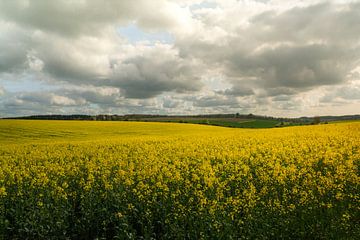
313, 116, 321, 124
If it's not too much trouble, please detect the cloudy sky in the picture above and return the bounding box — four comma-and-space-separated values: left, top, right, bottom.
0, 0, 359, 117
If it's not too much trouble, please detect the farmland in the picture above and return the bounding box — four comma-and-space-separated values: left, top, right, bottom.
0, 120, 359, 239
140, 118, 280, 128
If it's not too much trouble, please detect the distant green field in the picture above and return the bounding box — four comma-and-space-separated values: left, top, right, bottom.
175, 119, 254, 128
234, 119, 280, 128
146, 118, 280, 128
181, 119, 279, 128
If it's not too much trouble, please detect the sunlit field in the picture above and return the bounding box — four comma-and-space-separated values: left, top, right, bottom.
0, 120, 359, 239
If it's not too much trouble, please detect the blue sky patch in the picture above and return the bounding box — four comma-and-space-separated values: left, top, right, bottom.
118, 23, 174, 44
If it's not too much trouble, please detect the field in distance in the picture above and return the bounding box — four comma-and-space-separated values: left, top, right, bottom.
0, 120, 359, 239
138, 117, 281, 128
11, 113, 360, 129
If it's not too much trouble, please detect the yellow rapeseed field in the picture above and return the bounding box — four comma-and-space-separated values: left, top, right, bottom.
0, 120, 359, 239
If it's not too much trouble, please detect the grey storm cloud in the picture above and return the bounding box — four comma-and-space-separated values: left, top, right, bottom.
71, 90, 119, 105
320, 85, 360, 103
0, 23, 29, 73
217, 85, 255, 97
109, 49, 203, 98
192, 95, 239, 108
162, 100, 180, 108
227, 44, 354, 89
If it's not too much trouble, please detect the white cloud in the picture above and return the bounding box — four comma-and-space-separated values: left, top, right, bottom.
50, 95, 78, 106
0, 0, 194, 36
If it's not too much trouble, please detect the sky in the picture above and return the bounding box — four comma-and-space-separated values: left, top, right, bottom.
0, 0, 359, 118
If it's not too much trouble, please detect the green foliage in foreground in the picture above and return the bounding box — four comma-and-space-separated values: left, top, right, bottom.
0, 120, 359, 239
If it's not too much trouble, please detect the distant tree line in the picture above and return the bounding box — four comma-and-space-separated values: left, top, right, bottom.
3, 113, 360, 123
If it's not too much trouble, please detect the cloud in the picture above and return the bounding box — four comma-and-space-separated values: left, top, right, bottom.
191, 93, 239, 108
0, 0, 193, 36
0, 0, 359, 117
60, 86, 122, 107
0, 86, 5, 96
0, 87, 115, 116
177, 1, 360, 96
249, 2, 360, 44
162, 97, 180, 108
110, 44, 203, 98
228, 44, 353, 89
18, 92, 84, 106
0, 22, 29, 73
32, 29, 119, 83
217, 85, 254, 97
0, 86, 166, 116
320, 83, 360, 103
0, 12, 202, 100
